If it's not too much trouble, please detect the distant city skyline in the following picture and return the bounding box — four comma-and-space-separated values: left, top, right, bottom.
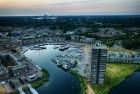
0, 0, 140, 16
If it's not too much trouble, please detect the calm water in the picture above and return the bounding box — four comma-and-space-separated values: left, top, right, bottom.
24, 45, 140, 94
110, 72, 140, 94
24, 45, 80, 94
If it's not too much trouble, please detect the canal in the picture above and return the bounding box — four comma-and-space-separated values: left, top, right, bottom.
24, 45, 80, 94
24, 44, 140, 94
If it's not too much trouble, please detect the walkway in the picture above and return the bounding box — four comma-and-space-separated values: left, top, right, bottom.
87, 84, 94, 94
27, 84, 38, 94
18, 87, 26, 94
4, 83, 13, 93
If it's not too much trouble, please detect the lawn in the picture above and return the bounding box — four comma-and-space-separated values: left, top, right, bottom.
108, 47, 135, 54
0, 85, 6, 94
92, 63, 140, 94
31, 69, 49, 89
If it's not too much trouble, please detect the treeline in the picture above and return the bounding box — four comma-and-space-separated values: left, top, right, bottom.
77, 29, 140, 50
0, 15, 140, 29
101, 34, 140, 50
122, 34, 140, 49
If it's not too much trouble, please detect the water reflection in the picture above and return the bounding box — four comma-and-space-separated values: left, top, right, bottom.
24, 45, 80, 94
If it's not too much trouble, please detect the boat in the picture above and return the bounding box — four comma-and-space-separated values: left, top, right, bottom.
30, 45, 46, 50
51, 59, 62, 67
59, 45, 69, 51
38, 44, 45, 46
62, 65, 70, 70
53, 45, 59, 49
39, 46, 46, 49
51, 59, 57, 63
51, 59, 70, 70
56, 62, 62, 67
30, 47, 42, 50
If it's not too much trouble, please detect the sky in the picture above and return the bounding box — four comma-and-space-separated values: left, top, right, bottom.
0, 0, 140, 16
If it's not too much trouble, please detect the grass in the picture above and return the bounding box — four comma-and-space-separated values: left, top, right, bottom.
108, 47, 135, 54
0, 85, 6, 94
21, 84, 29, 92
0, 84, 18, 94
69, 70, 87, 94
92, 63, 140, 94
31, 68, 49, 89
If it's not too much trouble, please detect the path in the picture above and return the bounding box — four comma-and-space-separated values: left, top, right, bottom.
27, 84, 38, 94
87, 84, 94, 94
18, 87, 26, 94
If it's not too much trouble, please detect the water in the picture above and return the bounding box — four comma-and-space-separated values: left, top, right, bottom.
110, 72, 140, 94
24, 45, 80, 94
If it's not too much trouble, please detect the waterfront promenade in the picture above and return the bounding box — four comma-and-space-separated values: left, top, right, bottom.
27, 84, 38, 94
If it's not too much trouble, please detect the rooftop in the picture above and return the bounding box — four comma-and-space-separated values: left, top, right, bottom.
0, 64, 8, 75
93, 43, 108, 50
0, 54, 17, 68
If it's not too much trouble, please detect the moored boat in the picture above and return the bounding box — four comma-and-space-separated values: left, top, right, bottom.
59, 45, 69, 51
30, 45, 46, 50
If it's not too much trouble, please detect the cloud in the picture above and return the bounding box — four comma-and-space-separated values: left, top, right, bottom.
49, 0, 101, 5
0, 0, 139, 16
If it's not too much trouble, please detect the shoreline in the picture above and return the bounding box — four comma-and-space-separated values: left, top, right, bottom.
92, 63, 140, 94
69, 70, 95, 94
70, 63, 140, 94
109, 66, 140, 93
69, 70, 88, 94
31, 68, 49, 89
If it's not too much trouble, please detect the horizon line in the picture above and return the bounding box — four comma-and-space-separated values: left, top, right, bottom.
0, 14, 140, 17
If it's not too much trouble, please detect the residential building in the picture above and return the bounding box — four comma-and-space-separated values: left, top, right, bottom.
88, 44, 108, 84
0, 53, 42, 82
107, 52, 140, 63
0, 38, 22, 50
80, 36, 95, 44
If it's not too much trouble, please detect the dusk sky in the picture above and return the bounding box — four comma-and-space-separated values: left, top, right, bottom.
0, 0, 140, 16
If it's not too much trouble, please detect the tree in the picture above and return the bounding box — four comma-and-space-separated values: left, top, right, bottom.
73, 60, 78, 68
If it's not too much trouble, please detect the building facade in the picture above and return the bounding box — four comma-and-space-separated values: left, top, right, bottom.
107, 52, 140, 63
0, 54, 42, 82
0, 38, 22, 50
89, 45, 108, 84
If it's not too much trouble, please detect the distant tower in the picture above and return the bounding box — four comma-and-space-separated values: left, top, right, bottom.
88, 44, 108, 84
44, 14, 47, 19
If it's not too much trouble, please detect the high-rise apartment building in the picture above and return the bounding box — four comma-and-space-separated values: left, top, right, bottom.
88, 44, 108, 84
